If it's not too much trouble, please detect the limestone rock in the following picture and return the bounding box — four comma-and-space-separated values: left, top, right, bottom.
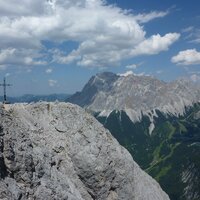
0, 102, 169, 200
68, 72, 200, 122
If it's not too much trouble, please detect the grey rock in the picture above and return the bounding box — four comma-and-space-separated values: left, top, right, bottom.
68, 72, 200, 119
68, 72, 200, 134
0, 102, 169, 200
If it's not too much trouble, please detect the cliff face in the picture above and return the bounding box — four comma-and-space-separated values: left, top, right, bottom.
0, 102, 169, 200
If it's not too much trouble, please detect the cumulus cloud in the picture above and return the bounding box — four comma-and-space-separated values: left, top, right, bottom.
56, 33, 180, 67
0, 0, 179, 68
130, 33, 180, 56
171, 49, 200, 65
46, 68, 53, 73
48, 79, 57, 87
119, 70, 134, 77
0, 0, 49, 17
0, 48, 46, 67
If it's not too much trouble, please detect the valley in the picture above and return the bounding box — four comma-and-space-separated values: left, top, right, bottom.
96, 104, 200, 200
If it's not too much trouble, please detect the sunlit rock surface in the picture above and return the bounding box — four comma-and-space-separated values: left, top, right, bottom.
0, 102, 169, 200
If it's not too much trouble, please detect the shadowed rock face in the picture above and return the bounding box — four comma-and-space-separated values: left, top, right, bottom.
0, 102, 169, 200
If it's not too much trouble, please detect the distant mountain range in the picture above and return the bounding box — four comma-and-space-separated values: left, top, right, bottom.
0, 94, 71, 103
67, 72, 200, 200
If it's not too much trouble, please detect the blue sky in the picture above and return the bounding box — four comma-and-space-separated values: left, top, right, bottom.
0, 0, 200, 96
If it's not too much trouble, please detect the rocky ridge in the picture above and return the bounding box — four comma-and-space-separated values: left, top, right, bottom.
68, 72, 200, 134
0, 102, 169, 200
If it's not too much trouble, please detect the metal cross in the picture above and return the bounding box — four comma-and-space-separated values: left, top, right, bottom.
0, 77, 12, 104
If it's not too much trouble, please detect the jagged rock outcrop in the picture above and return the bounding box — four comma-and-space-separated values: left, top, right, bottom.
0, 102, 169, 200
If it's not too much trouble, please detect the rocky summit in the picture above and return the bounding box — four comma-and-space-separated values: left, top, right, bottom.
0, 102, 169, 200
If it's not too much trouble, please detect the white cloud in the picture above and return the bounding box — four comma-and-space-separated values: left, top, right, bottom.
0, 48, 46, 68
0, 0, 49, 17
126, 64, 138, 70
191, 29, 200, 43
119, 70, 151, 77
134, 72, 151, 77
134, 10, 169, 23
48, 79, 57, 87
156, 70, 163, 74
171, 49, 200, 65
182, 26, 194, 33
182, 26, 200, 44
56, 33, 179, 68
0, 0, 179, 68
119, 70, 134, 77
130, 33, 180, 56
192, 38, 200, 43
46, 68, 53, 74
125, 62, 144, 70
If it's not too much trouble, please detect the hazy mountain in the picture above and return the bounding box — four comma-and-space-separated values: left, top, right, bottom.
68, 72, 200, 200
0, 102, 169, 200
0, 94, 71, 103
